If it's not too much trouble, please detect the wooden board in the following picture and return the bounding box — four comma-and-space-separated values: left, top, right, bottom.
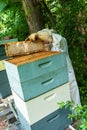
5, 41, 48, 56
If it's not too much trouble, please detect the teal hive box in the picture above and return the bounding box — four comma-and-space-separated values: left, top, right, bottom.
10, 67, 68, 101
0, 38, 18, 60
0, 70, 11, 98
17, 107, 72, 130
5, 51, 67, 82
5, 51, 69, 101
0, 38, 18, 98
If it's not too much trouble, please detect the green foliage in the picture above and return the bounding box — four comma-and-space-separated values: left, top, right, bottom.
0, 1, 29, 41
69, 45, 87, 105
0, 1, 7, 12
58, 101, 87, 130
47, 0, 87, 105
47, 0, 87, 43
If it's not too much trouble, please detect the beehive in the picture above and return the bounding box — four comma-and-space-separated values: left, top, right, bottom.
5, 51, 68, 101
5, 51, 71, 130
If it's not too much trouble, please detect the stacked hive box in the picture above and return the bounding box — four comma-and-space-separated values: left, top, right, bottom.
0, 43, 11, 98
0, 39, 18, 98
5, 51, 71, 130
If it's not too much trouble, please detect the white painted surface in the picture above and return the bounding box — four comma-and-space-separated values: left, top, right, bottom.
12, 83, 71, 125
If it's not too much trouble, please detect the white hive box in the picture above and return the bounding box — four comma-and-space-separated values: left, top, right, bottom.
12, 83, 71, 125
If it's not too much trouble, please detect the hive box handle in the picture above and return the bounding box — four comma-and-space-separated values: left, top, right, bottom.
44, 93, 56, 101
47, 114, 60, 123
38, 61, 52, 68
41, 78, 54, 85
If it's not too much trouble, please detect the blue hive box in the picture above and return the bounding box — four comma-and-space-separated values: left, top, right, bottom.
17, 107, 72, 130
0, 38, 18, 98
0, 70, 11, 98
5, 51, 69, 101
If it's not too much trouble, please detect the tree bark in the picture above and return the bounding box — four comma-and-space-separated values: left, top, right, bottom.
22, 0, 45, 33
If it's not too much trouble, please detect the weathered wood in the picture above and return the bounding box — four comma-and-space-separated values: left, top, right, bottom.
5, 41, 48, 56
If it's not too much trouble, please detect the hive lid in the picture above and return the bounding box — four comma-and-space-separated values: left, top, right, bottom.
0, 38, 18, 45
5, 51, 61, 66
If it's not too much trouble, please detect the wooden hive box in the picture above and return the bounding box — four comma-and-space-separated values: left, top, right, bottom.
4, 51, 69, 101
12, 83, 71, 126
0, 38, 18, 98
18, 108, 71, 130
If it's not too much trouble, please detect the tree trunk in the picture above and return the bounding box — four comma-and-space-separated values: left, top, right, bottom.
22, 0, 45, 33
